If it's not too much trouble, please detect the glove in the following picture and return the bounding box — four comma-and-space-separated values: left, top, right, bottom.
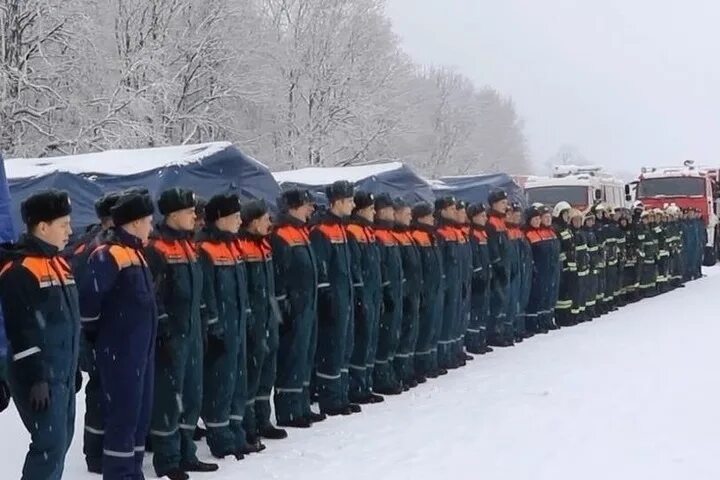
205, 335, 226, 364
0, 381, 10, 413
156, 336, 175, 366
29, 382, 50, 412
75, 369, 83, 394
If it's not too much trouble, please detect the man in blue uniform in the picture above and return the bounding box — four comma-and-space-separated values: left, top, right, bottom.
435, 196, 463, 366
465, 203, 493, 354
311, 181, 359, 414
486, 189, 513, 346
272, 189, 327, 426
0, 190, 79, 480
146, 189, 218, 479
80, 190, 157, 480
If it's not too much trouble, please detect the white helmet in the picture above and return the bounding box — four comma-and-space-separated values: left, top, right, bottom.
552, 201, 572, 218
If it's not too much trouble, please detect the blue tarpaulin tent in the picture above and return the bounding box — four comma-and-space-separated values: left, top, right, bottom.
5, 142, 280, 232
0, 154, 14, 364
273, 162, 435, 206
432, 173, 526, 208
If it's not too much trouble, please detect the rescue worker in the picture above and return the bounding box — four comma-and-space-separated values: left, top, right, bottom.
465, 203, 493, 352
638, 210, 658, 298
392, 198, 424, 382
604, 209, 621, 311
538, 206, 560, 331
410, 203, 447, 375
552, 202, 576, 327
505, 204, 524, 342
196, 194, 260, 459
80, 190, 157, 479
518, 208, 534, 336
345, 191, 384, 404
655, 210, 670, 294
0, 308, 7, 414
619, 212, 639, 303
0, 190, 79, 480
454, 201, 473, 364
373, 194, 405, 394
486, 189, 513, 346
583, 212, 600, 319
238, 200, 287, 441
310, 181, 358, 415
525, 205, 556, 334
146, 188, 217, 478
569, 209, 588, 324
271, 189, 327, 426
592, 204, 608, 314
435, 197, 465, 362
71, 192, 120, 474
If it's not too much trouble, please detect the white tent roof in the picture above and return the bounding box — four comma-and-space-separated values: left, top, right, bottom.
273, 162, 404, 186
5, 142, 233, 179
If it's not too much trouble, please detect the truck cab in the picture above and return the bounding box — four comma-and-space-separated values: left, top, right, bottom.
524, 165, 626, 211
629, 161, 720, 265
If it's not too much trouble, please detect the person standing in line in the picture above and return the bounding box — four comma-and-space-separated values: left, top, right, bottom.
80, 190, 157, 480
345, 191, 385, 405
310, 181, 359, 415
146, 188, 218, 479
485, 189, 513, 347
464, 203, 493, 354
0, 190, 80, 480
271, 189, 328, 426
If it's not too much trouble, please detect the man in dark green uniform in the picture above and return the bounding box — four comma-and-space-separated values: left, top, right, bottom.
0, 190, 80, 480
146, 188, 217, 479
465, 203, 493, 354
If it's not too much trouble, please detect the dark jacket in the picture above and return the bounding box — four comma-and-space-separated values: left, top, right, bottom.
0, 235, 81, 386
346, 215, 382, 305
237, 230, 276, 331
374, 219, 403, 316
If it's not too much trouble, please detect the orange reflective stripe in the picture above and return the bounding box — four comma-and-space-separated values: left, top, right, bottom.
314, 224, 346, 244
238, 238, 272, 263
436, 226, 458, 242
150, 239, 196, 264
472, 229, 488, 243
526, 230, 543, 244
275, 225, 310, 246
375, 229, 397, 245
411, 230, 432, 247
199, 242, 238, 266
346, 224, 374, 243
488, 216, 507, 232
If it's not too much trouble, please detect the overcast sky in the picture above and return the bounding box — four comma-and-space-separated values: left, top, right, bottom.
386, 0, 720, 175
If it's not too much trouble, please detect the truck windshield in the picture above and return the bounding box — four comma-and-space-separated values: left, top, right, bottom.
526, 186, 587, 206
637, 177, 705, 197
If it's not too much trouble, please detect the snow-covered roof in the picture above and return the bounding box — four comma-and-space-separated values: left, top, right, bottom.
273, 162, 404, 186
5, 142, 235, 179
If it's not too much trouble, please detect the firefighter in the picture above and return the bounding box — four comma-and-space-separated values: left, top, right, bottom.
372, 194, 405, 394
310, 181, 358, 415
0, 190, 79, 480
238, 200, 287, 442
71, 192, 120, 474
582, 212, 600, 320
271, 189, 327, 427
655, 209, 670, 294
591, 204, 608, 314
146, 188, 217, 478
80, 190, 157, 479
568, 209, 587, 324
465, 203, 492, 353
393, 198, 424, 383
552, 202, 575, 327
618, 211, 638, 304
435, 196, 465, 362
604, 209, 622, 311
196, 194, 260, 459
486, 189, 513, 346
525, 205, 556, 334
638, 210, 658, 298
345, 191, 384, 404
410, 203, 447, 375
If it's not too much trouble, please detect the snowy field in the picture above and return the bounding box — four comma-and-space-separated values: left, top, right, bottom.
2, 269, 720, 479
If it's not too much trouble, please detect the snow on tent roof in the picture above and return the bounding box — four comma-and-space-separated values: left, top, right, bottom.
6, 143, 280, 232
434, 173, 527, 208
273, 162, 435, 205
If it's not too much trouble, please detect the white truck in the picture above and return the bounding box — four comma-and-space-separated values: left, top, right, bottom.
524, 165, 626, 211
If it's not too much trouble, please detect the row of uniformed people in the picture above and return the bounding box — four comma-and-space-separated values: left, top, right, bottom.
0, 185, 706, 480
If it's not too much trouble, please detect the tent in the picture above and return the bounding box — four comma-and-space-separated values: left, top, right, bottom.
5, 142, 280, 231
273, 162, 435, 206
432, 173, 527, 208
0, 155, 13, 363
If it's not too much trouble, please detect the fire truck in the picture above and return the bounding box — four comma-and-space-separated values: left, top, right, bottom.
628, 160, 720, 265
524, 165, 626, 211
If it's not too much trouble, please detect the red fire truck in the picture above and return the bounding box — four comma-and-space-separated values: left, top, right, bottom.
628, 160, 720, 265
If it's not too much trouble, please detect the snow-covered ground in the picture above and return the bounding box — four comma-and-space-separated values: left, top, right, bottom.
3, 269, 720, 479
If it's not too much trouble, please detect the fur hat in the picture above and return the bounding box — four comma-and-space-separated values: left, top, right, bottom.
326, 180, 354, 202
241, 199, 269, 225
374, 193, 395, 212
157, 188, 196, 216
467, 202, 486, 219
205, 194, 241, 223
280, 188, 314, 211
111, 192, 155, 226
412, 202, 434, 220
353, 191, 375, 211
487, 188, 508, 206
434, 196, 456, 212
21, 189, 72, 226
94, 192, 121, 219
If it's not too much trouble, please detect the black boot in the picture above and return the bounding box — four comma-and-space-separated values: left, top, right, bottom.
277, 417, 312, 429
405, 378, 419, 389
193, 426, 207, 441
415, 375, 427, 384
86, 458, 102, 474
163, 468, 189, 480
181, 460, 219, 473
366, 393, 385, 403
321, 405, 354, 416
463, 352, 474, 361
348, 403, 362, 413
240, 438, 266, 455
259, 425, 288, 440
307, 410, 327, 423
374, 385, 403, 395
